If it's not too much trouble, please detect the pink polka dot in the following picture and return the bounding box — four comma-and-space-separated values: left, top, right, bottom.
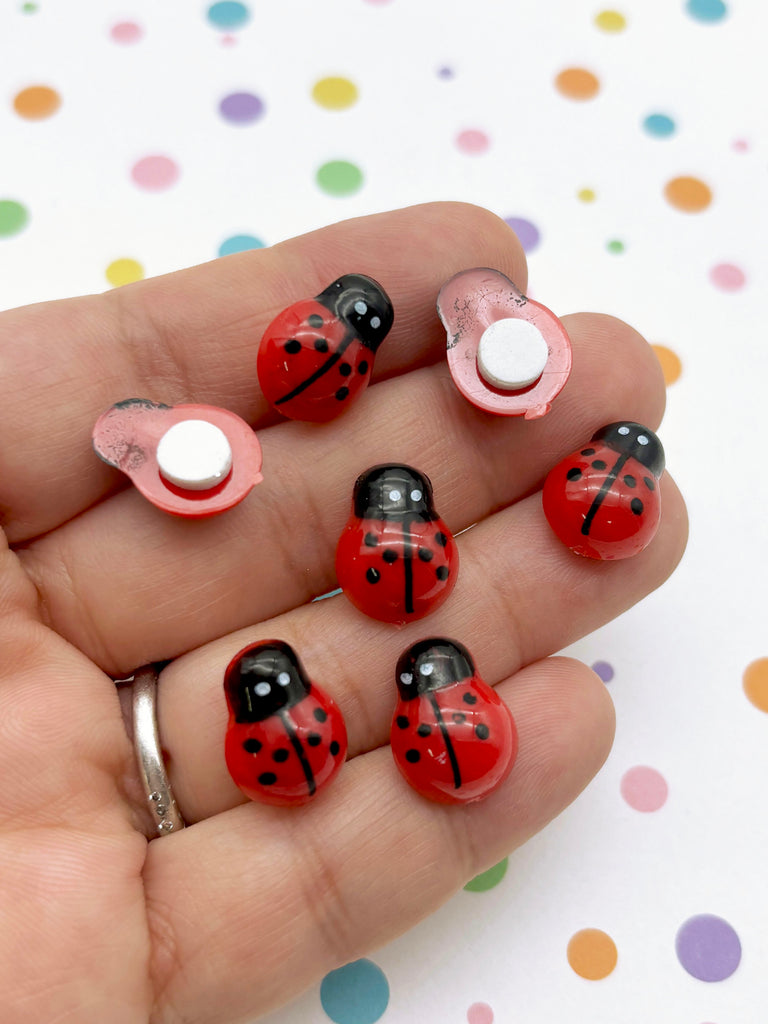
364, 0, 394, 4
467, 1003, 494, 1024
732, 139, 749, 152
110, 21, 143, 43
456, 129, 490, 154
621, 766, 668, 812
710, 263, 746, 291
221, 33, 237, 45
131, 155, 180, 191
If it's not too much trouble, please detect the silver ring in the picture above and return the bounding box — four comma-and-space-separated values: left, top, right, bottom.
131, 666, 185, 837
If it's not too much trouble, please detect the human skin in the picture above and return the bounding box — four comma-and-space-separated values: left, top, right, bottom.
0, 202, 687, 1023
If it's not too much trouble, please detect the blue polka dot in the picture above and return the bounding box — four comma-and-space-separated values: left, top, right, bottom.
206, 2, 250, 29
320, 960, 390, 1024
218, 234, 265, 257
685, 0, 727, 22
643, 113, 676, 138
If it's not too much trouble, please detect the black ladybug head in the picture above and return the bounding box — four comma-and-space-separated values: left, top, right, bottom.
396, 638, 475, 701
353, 464, 437, 520
224, 640, 311, 722
593, 422, 665, 478
317, 274, 394, 352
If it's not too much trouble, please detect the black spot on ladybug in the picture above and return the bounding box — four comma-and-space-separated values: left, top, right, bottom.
624, 474, 637, 487
273, 748, 290, 763
566, 467, 582, 481
631, 498, 644, 515
364, 532, 378, 547
405, 749, 421, 763
435, 531, 448, 546
307, 733, 322, 747
644, 477, 656, 490
339, 363, 352, 377
366, 567, 381, 584
396, 715, 409, 729
314, 337, 329, 353
284, 339, 301, 354
335, 386, 350, 401
307, 314, 324, 328
383, 548, 398, 563
330, 740, 341, 756
463, 692, 478, 705
418, 547, 434, 562
417, 723, 432, 737
243, 738, 262, 754
314, 707, 328, 723
592, 459, 607, 470
358, 360, 369, 375
452, 712, 467, 724
436, 565, 449, 581
581, 448, 596, 456
258, 772, 277, 785
475, 724, 490, 740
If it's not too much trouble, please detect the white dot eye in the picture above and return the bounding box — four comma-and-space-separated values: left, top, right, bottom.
420, 663, 434, 676
354, 300, 368, 315
255, 682, 271, 697
399, 672, 413, 685
388, 489, 402, 502
638, 434, 649, 445
370, 316, 381, 329
277, 672, 291, 687
410, 489, 422, 501
618, 425, 630, 435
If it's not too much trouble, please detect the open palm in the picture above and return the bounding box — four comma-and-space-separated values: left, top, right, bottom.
0, 203, 687, 1023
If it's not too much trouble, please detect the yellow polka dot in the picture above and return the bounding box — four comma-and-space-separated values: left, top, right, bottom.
555, 68, 601, 100
311, 76, 359, 110
13, 85, 61, 120
664, 176, 712, 213
652, 345, 682, 385
744, 658, 768, 713
106, 259, 144, 287
567, 928, 618, 980
595, 10, 627, 32
578, 188, 596, 202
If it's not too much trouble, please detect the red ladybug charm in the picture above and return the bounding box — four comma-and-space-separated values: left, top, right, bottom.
437, 267, 572, 418
335, 465, 459, 624
223, 640, 347, 807
542, 421, 665, 560
257, 274, 394, 422
92, 399, 263, 517
390, 638, 518, 805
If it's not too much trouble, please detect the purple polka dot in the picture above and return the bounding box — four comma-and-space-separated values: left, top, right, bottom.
438, 66, 455, 79
676, 915, 741, 982
219, 92, 265, 125
504, 216, 540, 253
591, 660, 614, 683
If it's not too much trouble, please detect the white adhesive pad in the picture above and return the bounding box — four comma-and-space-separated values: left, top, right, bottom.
476, 318, 549, 390
156, 419, 233, 490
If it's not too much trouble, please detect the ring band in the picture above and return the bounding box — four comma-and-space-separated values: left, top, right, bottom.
131, 665, 185, 836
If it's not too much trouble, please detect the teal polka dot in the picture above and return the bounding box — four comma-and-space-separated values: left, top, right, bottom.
643, 113, 676, 137
206, 2, 250, 29
218, 234, 265, 256
685, 0, 727, 22
320, 959, 390, 1024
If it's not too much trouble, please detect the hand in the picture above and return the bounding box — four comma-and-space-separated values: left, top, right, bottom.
0, 203, 687, 1023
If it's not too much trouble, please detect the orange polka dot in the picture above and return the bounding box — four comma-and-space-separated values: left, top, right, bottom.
567, 928, 618, 980
652, 345, 682, 385
743, 658, 768, 713
555, 68, 600, 100
13, 85, 61, 120
664, 176, 712, 212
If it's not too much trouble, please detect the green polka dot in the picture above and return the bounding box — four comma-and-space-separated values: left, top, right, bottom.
0, 200, 29, 237
464, 857, 508, 892
607, 239, 625, 254
316, 160, 363, 197
22, 2, 38, 11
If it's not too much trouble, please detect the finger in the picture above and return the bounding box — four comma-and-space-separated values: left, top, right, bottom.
20, 312, 666, 675
142, 657, 614, 1024
156, 470, 686, 822
0, 203, 525, 541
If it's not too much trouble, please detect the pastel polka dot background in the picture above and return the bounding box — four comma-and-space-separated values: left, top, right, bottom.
2, 1, 766, 1022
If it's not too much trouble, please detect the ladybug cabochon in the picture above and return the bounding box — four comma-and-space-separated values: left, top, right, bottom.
437, 267, 572, 418
257, 273, 394, 423
92, 398, 263, 517
542, 421, 665, 560
391, 638, 518, 805
223, 640, 347, 807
